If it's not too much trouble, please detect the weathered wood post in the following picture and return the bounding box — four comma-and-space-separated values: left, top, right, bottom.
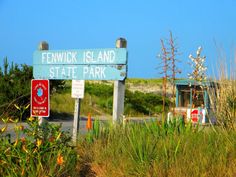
38, 41, 49, 126
71, 80, 85, 144
72, 98, 80, 144
113, 38, 127, 123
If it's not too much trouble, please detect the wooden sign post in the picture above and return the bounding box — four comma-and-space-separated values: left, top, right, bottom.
71, 80, 85, 143
72, 98, 80, 144
113, 38, 127, 123
38, 41, 49, 125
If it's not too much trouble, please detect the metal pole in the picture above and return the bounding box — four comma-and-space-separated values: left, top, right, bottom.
112, 38, 127, 123
72, 98, 81, 144
38, 41, 49, 126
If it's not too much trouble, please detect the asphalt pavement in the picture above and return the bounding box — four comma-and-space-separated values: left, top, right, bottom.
0, 116, 159, 141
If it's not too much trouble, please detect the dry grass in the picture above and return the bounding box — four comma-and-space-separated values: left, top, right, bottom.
208, 53, 236, 130
77, 121, 236, 177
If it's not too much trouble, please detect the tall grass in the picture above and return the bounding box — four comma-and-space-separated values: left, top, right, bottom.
208, 53, 236, 130
78, 119, 236, 176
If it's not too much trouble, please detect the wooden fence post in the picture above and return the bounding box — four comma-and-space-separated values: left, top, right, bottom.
38, 41, 49, 125
112, 38, 127, 123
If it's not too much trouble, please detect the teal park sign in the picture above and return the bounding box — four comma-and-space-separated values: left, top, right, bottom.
33, 48, 127, 80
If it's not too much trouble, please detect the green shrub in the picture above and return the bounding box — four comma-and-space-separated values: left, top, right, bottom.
0, 116, 78, 176
125, 90, 169, 115
85, 82, 113, 98
0, 58, 66, 119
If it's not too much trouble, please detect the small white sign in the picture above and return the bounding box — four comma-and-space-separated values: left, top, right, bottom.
71, 80, 85, 98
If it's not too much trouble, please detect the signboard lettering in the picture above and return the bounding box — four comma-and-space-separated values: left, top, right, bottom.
83, 50, 116, 63
42, 51, 78, 64
34, 65, 126, 80
34, 48, 127, 65
33, 48, 127, 80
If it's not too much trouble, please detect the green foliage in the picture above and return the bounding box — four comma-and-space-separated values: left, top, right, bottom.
50, 80, 67, 94
0, 58, 67, 118
51, 82, 167, 117
85, 82, 113, 97
50, 92, 74, 117
85, 119, 102, 143
0, 58, 33, 118
85, 82, 167, 116
0, 117, 78, 176
85, 83, 114, 114
79, 120, 236, 176
125, 90, 169, 115
0, 58, 32, 104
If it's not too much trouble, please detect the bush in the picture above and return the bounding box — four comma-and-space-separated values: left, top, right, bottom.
85, 82, 113, 98
125, 90, 169, 115
0, 58, 33, 118
0, 116, 78, 176
0, 58, 66, 119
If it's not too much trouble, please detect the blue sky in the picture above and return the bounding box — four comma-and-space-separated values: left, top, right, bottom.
0, 0, 236, 78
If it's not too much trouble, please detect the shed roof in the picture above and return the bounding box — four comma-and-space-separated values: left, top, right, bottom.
175, 79, 215, 86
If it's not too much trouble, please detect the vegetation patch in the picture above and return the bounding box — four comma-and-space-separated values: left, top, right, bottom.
0, 117, 78, 176
78, 120, 236, 177
50, 81, 168, 118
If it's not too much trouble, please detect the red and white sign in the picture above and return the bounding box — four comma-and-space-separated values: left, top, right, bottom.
31, 79, 50, 117
191, 109, 203, 123
191, 110, 199, 123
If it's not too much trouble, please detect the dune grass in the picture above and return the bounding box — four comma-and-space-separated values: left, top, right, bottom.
78, 120, 236, 177
207, 52, 236, 130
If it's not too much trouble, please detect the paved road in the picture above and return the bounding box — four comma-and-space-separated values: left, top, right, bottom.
0, 117, 87, 140
0, 116, 159, 140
